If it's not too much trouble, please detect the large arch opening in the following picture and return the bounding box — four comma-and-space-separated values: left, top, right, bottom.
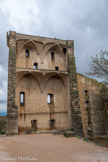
44, 74, 68, 130
16, 41, 40, 69
44, 74, 65, 110
44, 74, 65, 89
16, 73, 41, 133
44, 44, 66, 71
18, 40, 40, 54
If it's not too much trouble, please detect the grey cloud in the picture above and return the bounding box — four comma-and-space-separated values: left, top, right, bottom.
32, 0, 108, 73
0, 99, 6, 104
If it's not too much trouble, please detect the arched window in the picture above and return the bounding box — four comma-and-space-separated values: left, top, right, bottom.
47, 94, 54, 105
25, 49, 29, 58
33, 62, 38, 69
20, 92, 25, 106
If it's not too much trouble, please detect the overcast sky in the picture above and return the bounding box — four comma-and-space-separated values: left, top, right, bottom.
0, 0, 108, 113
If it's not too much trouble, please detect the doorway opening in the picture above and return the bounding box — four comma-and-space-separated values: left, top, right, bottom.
55, 66, 59, 71
31, 120, 37, 131
49, 119, 56, 130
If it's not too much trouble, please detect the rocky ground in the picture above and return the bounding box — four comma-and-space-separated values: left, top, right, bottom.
0, 134, 108, 162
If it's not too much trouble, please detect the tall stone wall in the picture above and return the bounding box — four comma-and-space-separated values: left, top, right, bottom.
77, 73, 106, 138
67, 40, 83, 136
7, 31, 18, 135
100, 86, 108, 134
6, 31, 108, 137
89, 91, 106, 137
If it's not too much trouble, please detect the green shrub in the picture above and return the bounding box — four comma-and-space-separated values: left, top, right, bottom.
0, 117, 6, 134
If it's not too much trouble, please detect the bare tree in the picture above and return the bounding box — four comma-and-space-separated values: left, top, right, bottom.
87, 50, 108, 83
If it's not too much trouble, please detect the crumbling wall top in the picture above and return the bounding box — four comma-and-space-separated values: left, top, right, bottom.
7, 31, 74, 47
7, 31, 16, 48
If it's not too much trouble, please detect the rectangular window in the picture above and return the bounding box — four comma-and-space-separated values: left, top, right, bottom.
51, 52, 55, 61
84, 90, 89, 96
47, 94, 54, 105
85, 101, 89, 109
20, 92, 25, 106
33, 63, 38, 69
26, 49, 29, 58
48, 94, 51, 104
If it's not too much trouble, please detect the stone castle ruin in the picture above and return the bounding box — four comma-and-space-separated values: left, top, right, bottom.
7, 31, 107, 137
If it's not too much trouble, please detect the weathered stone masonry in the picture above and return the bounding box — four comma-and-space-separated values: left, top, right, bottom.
7, 31, 18, 135
89, 91, 105, 136
77, 74, 106, 138
67, 41, 83, 136
7, 31, 83, 135
7, 31, 107, 137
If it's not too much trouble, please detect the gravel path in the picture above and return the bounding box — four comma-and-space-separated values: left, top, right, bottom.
0, 134, 108, 162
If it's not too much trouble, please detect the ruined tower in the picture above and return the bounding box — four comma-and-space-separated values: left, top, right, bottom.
7, 31, 83, 135
7, 31, 18, 135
